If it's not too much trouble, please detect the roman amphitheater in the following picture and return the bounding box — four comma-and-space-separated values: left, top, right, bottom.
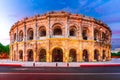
9, 11, 112, 62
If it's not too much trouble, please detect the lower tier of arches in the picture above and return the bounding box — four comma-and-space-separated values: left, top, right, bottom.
11, 47, 111, 62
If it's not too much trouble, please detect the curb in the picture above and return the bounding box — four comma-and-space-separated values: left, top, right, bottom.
80, 64, 120, 67
0, 64, 22, 67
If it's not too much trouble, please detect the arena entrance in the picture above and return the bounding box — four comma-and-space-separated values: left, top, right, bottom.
27, 49, 33, 61
52, 48, 63, 62
39, 49, 46, 62
19, 50, 23, 61
83, 50, 89, 62
102, 50, 106, 60
94, 50, 99, 61
69, 49, 77, 62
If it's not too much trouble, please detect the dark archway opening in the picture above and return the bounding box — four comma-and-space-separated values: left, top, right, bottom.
28, 50, 33, 61
52, 48, 63, 62
69, 49, 77, 62
82, 30, 87, 40
40, 29, 46, 37
103, 50, 106, 60
53, 27, 62, 35
27, 29, 34, 40
70, 29, 76, 36
19, 50, 23, 61
83, 50, 89, 62
39, 49, 46, 62
94, 50, 99, 61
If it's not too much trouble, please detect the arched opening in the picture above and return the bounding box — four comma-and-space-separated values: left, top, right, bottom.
27, 28, 34, 40
14, 33, 16, 42
103, 50, 106, 60
19, 30, 23, 42
83, 49, 89, 62
102, 32, 106, 43
19, 50, 23, 61
82, 29, 88, 40
39, 26, 46, 37
39, 49, 46, 62
69, 26, 76, 36
27, 49, 33, 61
94, 29, 99, 40
52, 48, 63, 62
94, 49, 99, 61
53, 26, 62, 35
69, 49, 77, 62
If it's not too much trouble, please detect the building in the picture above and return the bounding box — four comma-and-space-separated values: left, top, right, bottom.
9, 11, 112, 62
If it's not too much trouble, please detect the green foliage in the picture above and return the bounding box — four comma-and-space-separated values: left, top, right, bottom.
111, 51, 120, 56
0, 43, 9, 55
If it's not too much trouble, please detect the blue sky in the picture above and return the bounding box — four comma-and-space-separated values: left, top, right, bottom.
0, 0, 120, 50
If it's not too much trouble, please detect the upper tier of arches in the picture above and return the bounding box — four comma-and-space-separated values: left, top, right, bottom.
10, 11, 111, 44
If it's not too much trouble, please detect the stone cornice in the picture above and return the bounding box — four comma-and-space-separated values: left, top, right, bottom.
10, 11, 112, 34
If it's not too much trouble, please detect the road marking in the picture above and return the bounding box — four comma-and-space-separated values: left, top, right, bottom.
0, 73, 120, 75
12, 68, 44, 71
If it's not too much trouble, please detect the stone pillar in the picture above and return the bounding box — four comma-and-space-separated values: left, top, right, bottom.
23, 20, 26, 61
10, 45, 13, 60
79, 50, 83, 62
89, 42, 94, 62
48, 15, 51, 38
65, 16, 69, 38
79, 21, 82, 40
34, 17, 38, 62
46, 50, 50, 62
49, 50, 52, 62
91, 22, 94, 40
64, 48, 69, 62
33, 49, 37, 62
99, 49, 102, 61
17, 25, 18, 42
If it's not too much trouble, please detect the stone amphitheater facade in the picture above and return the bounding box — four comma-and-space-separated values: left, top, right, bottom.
9, 11, 112, 62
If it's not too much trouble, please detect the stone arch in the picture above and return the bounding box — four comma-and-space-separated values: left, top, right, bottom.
69, 26, 77, 36
38, 48, 46, 62
18, 30, 23, 42
82, 27, 89, 40
39, 26, 46, 37
94, 49, 99, 61
69, 49, 77, 62
52, 23, 63, 35
103, 50, 106, 60
52, 47, 63, 62
27, 28, 34, 40
19, 50, 23, 61
83, 49, 89, 62
27, 49, 33, 61
14, 33, 16, 42
94, 29, 100, 41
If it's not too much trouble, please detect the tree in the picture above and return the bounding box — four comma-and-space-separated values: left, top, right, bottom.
0, 43, 4, 54
0, 43, 9, 55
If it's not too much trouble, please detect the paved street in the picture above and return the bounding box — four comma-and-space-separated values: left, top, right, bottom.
0, 66, 120, 80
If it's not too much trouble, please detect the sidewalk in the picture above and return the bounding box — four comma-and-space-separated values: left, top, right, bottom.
0, 58, 120, 67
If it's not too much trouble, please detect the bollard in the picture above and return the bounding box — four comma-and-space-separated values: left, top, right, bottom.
56, 63, 58, 67
67, 63, 69, 67
33, 62, 35, 67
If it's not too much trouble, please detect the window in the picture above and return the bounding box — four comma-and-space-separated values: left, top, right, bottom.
39, 26, 46, 37
70, 29, 76, 36
53, 27, 62, 35
14, 33, 16, 42
82, 30, 87, 40
27, 28, 33, 40
19, 30, 23, 41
